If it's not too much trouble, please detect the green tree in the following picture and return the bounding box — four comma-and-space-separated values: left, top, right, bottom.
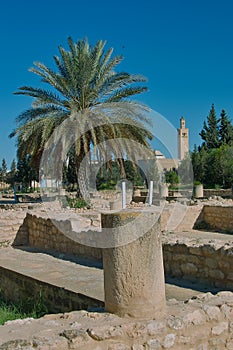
192, 106, 233, 188
178, 153, 193, 185
219, 109, 233, 146
0, 158, 7, 183
62, 146, 78, 190
191, 145, 207, 183
199, 104, 220, 150
203, 148, 222, 187
16, 155, 36, 191
6, 159, 17, 187
10, 37, 153, 197
96, 159, 146, 190
220, 145, 233, 187
165, 169, 179, 188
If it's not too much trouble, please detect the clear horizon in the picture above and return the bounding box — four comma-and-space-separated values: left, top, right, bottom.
1, 0, 233, 167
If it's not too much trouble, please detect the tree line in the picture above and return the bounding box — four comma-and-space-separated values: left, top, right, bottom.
4, 36, 233, 192
191, 104, 233, 188
0, 156, 37, 191
5, 103, 233, 192
162, 104, 233, 190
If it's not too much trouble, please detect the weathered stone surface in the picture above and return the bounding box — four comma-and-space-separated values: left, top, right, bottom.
4, 318, 34, 326
208, 337, 227, 348
102, 211, 165, 318
32, 337, 68, 350
183, 309, 207, 326
180, 262, 198, 275
145, 321, 166, 335
211, 321, 229, 335
209, 269, 225, 280
132, 344, 144, 350
226, 337, 233, 350
60, 329, 89, 344
167, 316, 184, 330
197, 344, 208, 350
177, 336, 191, 345
2, 203, 233, 349
220, 304, 233, 319
88, 325, 124, 341
162, 334, 176, 348
107, 343, 130, 350
144, 339, 161, 349
0, 339, 33, 350
202, 304, 221, 321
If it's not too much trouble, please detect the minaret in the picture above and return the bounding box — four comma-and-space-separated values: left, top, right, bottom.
177, 117, 189, 160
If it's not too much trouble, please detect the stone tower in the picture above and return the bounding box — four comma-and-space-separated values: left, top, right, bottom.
177, 117, 189, 160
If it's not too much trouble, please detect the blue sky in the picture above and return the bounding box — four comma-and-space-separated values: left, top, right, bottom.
0, 0, 233, 166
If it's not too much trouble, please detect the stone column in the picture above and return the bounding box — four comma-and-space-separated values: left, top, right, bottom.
194, 184, 203, 198
159, 184, 168, 198
101, 211, 166, 318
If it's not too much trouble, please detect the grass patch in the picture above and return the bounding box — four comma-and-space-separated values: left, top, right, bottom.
0, 300, 29, 325
66, 196, 90, 208
0, 290, 48, 325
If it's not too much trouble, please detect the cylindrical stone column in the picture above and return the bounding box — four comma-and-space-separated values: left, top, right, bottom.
159, 184, 168, 198
101, 211, 166, 318
194, 184, 203, 198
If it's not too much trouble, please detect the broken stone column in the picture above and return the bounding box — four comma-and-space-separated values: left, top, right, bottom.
101, 211, 166, 318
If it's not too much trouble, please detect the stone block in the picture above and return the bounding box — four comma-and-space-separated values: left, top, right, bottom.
189, 247, 203, 256
201, 245, 217, 257
209, 269, 225, 280
202, 305, 221, 321
206, 258, 218, 269
211, 321, 229, 335
180, 262, 198, 275
183, 309, 207, 326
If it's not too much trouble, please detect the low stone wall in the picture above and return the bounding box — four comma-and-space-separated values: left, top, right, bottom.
163, 233, 233, 290
1, 291, 233, 349
13, 211, 233, 292
14, 212, 102, 261
203, 188, 232, 198
195, 205, 233, 233
0, 266, 103, 314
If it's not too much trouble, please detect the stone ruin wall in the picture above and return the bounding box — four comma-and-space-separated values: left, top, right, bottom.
203, 188, 232, 198
163, 239, 233, 291
14, 212, 102, 261
197, 205, 233, 233
1, 291, 233, 350
13, 211, 233, 291
0, 266, 104, 315
1, 209, 233, 348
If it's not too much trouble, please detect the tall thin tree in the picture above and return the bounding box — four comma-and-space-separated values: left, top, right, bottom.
199, 104, 220, 150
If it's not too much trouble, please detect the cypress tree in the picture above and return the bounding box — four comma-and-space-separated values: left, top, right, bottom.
199, 104, 220, 150
219, 109, 233, 146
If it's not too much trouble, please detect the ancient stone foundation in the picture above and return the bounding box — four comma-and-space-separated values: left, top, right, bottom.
0, 266, 103, 314
163, 232, 233, 291
14, 212, 102, 261
12, 210, 233, 291
195, 205, 233, 233
1, 292, 233, 349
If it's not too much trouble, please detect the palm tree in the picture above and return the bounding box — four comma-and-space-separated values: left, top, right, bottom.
10, 37, 153, 198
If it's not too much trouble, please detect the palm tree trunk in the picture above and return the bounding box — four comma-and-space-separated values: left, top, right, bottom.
75, 146, 90, 203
